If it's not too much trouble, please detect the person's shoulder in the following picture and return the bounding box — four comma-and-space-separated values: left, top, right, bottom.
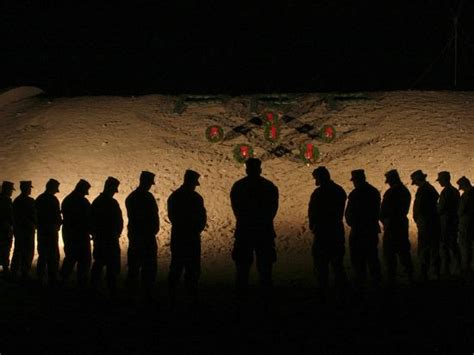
260, 176, 278, 190
367, 183, 381, 196
92, 193, 104, 205
36, 192, 47, 201
231, 177, 247, 190
331, 181, 346, 194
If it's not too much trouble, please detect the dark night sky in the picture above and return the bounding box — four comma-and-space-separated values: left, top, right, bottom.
1, 0, 474, 95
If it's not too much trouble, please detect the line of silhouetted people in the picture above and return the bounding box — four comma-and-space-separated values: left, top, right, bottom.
0, 159, 473, 307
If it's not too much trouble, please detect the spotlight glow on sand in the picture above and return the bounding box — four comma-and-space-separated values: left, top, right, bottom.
1, 88, 474, 281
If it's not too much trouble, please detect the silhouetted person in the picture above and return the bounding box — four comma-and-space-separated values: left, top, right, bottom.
230, 158, 278, 304
36, 179, 62, 286
308, 166, 347, 294
380, 170, 413, 285
411, 170, 441, 281
436, 171, 461, 276
11, 181, 37, 281
345, 169, 381, 288
0, 181, 15, 277
167, 170, 206, 308
61, 179, 92, 287
90, 177, 123, 296
126, 171, 159, 300
457, 176, 474, 277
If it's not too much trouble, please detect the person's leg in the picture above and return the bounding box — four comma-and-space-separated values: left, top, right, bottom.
450, 230, 462, 275
349, 235, 365, 288
383, 233, 398, 285
431, 231, 441, 280
36, 233, 47, 283
105, 242, 121, 296
256, 239, 276, 307
168, 254, 184, 307
331, 244, 348, 292
49, 233, 60, 286
312, 240, 329, 291
22, 231, 35, 279
367, 235, 382, 286
417, 229, 429, 280
183, 242, 201, 308
142, 239, 158, 300
232, 239, 253, 302
10, 232, 22, 278
77, 240, 91, 288
61, 243, 76, 283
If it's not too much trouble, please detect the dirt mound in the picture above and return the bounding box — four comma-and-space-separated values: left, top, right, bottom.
0, 86, 44, 109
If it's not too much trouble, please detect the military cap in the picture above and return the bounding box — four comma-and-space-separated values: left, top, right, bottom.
410, 170, 427, 184
140, 171, 156, 185
184, 169, 200, 186
436, 171, 451, 181
350, 169, 366, 181
312, 166, 330, 180
245, 158, 262, 176
76, 179, 91, 190
104, 176, 120, 191
1, 181, 15, 192
245, 158, 261, 170
384, 169, 400, 182
20, 181, 33, 189
46, 178, 60, 192
456, 176, 471, 186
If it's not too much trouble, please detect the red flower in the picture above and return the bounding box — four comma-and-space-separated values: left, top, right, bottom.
305, 143, 314, 160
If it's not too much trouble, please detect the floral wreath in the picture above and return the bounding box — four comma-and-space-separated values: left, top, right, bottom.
261, 110, 281, 127
264, 124, 281, 143
205, 125, 224, 143
233, 144, 254, 163
319, 125, 336, 143
299, 143, 320, 165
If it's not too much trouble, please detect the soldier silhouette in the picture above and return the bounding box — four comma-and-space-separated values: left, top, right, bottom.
230, 158, 278, 305
380, 169, 413, 285
36, 179, 62, 286
126, 171, 159, 301
436, 171, 461, 276
308, 166, 347, 295
60, 179, 92, 287
11, 181, 37, 281
0, 181, 15, 278
411, 170, 441, 281
167, 170, 207, 309
90, 177, 123, 296
457, 176, 474, 278
345, 169, 381, 288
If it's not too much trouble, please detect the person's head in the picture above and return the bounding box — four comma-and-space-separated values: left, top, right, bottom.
103, 176, 120, 197
350, 169, 366, 188
410, 170, 427, 187
139, 171, 155, 190
46, 179, 60, 194
245, 158, 262, 177
457, 176, 472, 192
436, 171, 451, 188
20, 181, 33, 196
384, 169, 401, 187
312, 166, 331, 186
183, 169, 200, 190
74, 179, 91, 197
1, 181, 15, 198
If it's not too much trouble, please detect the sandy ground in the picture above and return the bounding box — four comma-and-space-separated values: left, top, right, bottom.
0, 88, 474, 353
1, 89, 474, 283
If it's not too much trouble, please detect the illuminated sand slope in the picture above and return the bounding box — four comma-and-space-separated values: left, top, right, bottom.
1, 89, 473, 282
